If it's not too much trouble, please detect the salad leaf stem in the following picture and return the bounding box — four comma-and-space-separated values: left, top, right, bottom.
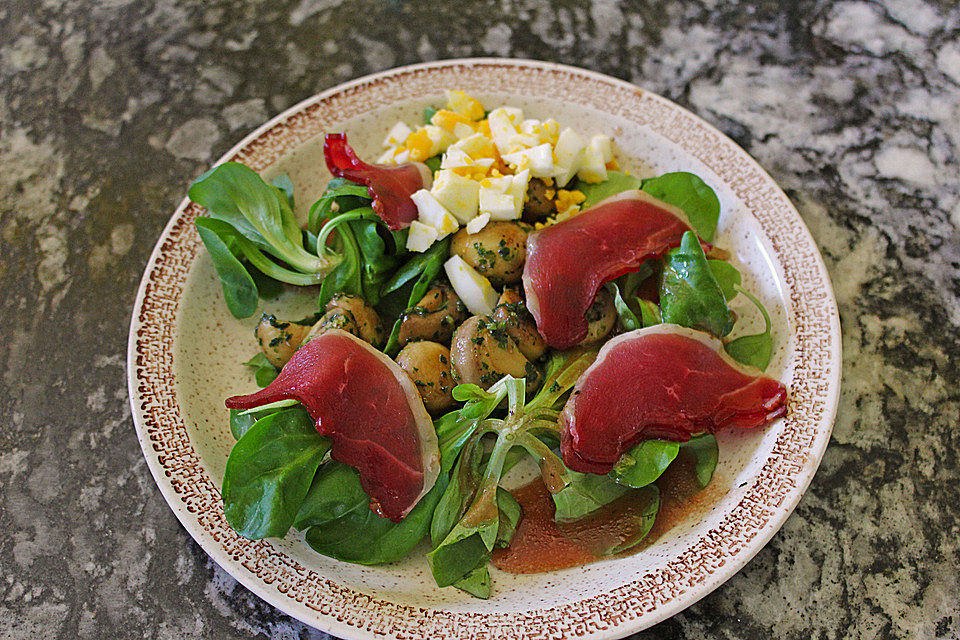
724, 285, 774, 370
315, 207, 376, 256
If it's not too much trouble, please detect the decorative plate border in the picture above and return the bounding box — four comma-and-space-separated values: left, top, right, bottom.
127, 59, 841, 640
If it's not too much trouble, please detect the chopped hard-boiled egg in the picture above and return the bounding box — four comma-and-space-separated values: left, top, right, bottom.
486, 107, 522, 155
479, 188, 517, 220
391, 91, 619, 245
405, 125, 453, 161
478, 169, 529, 220
552, 127, 586, 187
430, 109, 478, 139
578, 145, 608, 183
377, 147, 401, 164
500, 143, 554, 178
431, 169, 480, 223
590, 134, 613, 163
445, 89, 486, 121
444, 255, 500, 315
406, 220, 439, 252
410, 189, 459, 238
450, 133, 497, 160
383, 121, 413, 147
441, 147, 474, 169
555, 188, 586, 214
577, 134, 613, 183
466, 212, 491, 234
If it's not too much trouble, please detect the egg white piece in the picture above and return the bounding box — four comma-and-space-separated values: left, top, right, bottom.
410, 189, 459, 238
466, 212, 491, 234
383, 121, 413, 147
444, 255, 500, 315
552, 127, 586, 187
406, 220, 439, 252
501, 143, 554, 178
431, 170, 480, 224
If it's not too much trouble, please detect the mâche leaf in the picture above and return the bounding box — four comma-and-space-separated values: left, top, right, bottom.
293, 461, 369, 531
641, 171, 721, 241
609, 439, 681, 489
307, 178, 373, 236
382, 237, 451, 356
578, 171, 643, 208
552, 471, 630, 523
242, 351, 279, 387
221, 406, 330, 539
602, 485, 659, 555
381, 237, 451, 296
195, 217, 259, 318
302, 465, 446, 565
190, 163, 328, 275
708, 259, 742, 302
660, 231, 735, 338
681, 434, 719, 488
271, 173, 296, 209
638, 299, 662, 327
724, 286, 774, 371
606, 281, 640, 332
249, 265, 284, 300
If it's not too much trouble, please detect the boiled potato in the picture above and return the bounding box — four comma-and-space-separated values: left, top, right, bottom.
398, 283, 468, 346
580, 288, 616, 345
450, 315, 541, 392
490, 287, 547, 362
449, 221, 528, 286
325, 293, 384, 347
254, 315, 312, 368
396, 341, 456, 414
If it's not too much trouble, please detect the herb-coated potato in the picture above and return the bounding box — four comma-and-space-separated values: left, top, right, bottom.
254, 315, 312, 368
450, 315, 542, 392
396, 341, 456, 414
302, 307, 360, 345
398, 283, 468, 347
490, 287, 547, 362
580, 287, 616, 345
325, 293, 384, 347
450, 221, 528, 286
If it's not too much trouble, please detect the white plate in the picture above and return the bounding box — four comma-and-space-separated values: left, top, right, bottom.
127, 59, 841, 640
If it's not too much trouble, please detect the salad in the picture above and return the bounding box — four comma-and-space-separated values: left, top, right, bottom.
189, 90, 788, 598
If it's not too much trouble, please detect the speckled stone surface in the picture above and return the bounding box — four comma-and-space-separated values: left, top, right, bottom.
1, 1, 958, 638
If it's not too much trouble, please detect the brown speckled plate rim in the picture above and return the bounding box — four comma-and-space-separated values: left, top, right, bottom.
127, 58, 841, 640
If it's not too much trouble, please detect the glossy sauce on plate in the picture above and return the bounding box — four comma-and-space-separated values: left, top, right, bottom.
491, 452, 714, 574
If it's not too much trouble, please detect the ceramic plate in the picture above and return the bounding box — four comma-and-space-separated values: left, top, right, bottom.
127, 59, 841, 640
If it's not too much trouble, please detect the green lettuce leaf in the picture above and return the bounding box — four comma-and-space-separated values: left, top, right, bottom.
660, 231, 735, 337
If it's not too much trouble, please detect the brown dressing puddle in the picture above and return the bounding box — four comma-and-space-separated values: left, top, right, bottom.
491, 452, 720, 574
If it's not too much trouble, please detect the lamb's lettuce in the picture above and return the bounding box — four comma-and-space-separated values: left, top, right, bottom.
578, 171, 643, 207
221, 406, 330, 539
610, 440, 681, 489
302, 468, 446, 565
381, 237, 451, 356
725, 285, 774, 371
242, 352, 279, 388
660, 231, 735, 338
578, 170, 721, 242
427, 350, 599, 595
641, 172, 721, 241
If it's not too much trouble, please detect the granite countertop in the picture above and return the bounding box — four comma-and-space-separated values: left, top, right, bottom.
2, 1, 959, 638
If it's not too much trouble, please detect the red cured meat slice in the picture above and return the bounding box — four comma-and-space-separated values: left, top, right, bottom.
522, 191, 693, 349
560, 325, 788, 474
225, 330, 440, 521
323, 133, 433, 231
